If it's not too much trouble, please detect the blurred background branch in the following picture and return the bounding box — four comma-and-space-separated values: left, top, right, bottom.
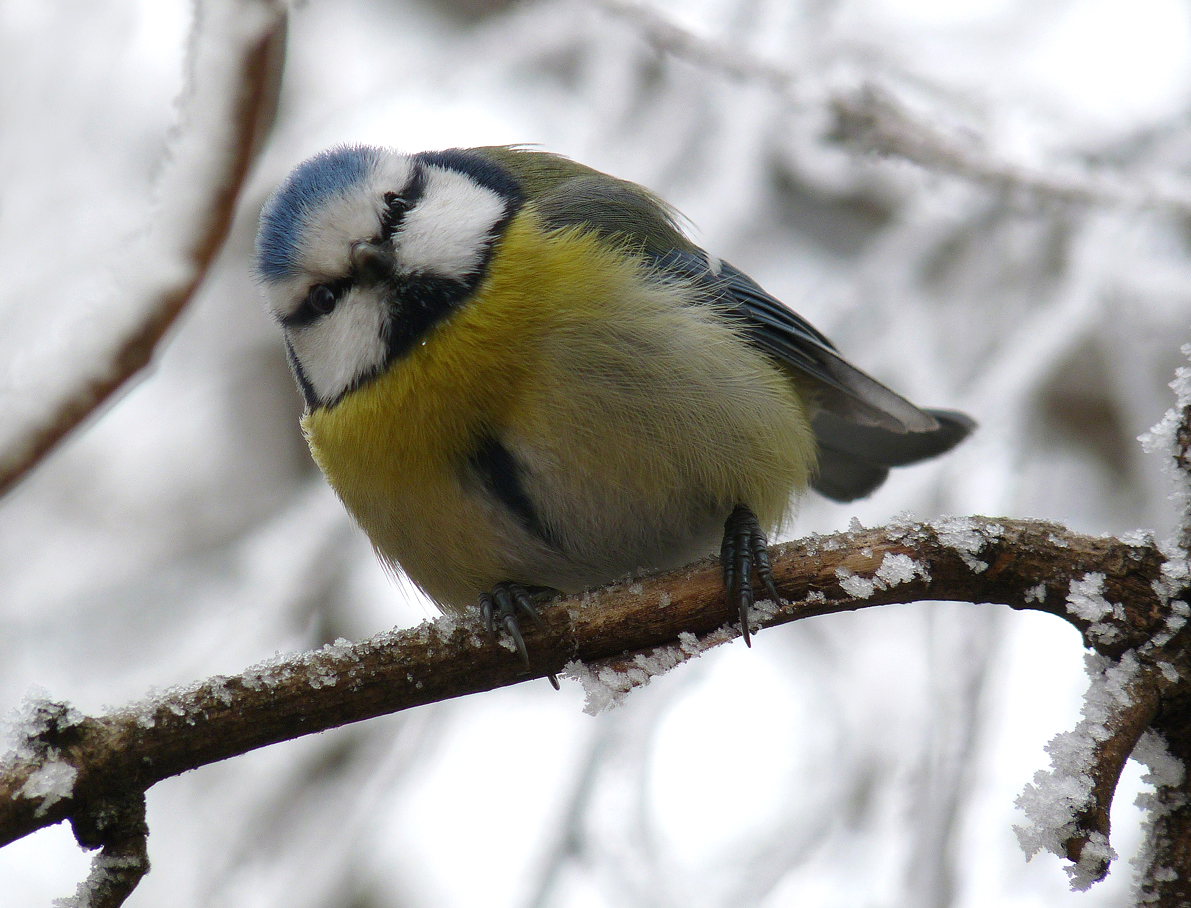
0, 0, 286, 499
595, 0, 1191, 216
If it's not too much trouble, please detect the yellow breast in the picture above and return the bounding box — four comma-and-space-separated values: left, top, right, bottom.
302, 208, 816, 609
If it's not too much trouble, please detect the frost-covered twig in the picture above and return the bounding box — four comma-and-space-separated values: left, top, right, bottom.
593, 0, 1191, 218
590, 0, 796, 92
830, 86, 1191, 213
0, 0, 286, 498
1125, 350, 1191, 906
1015, 651, 1166, 890
1141, 343, 1191, 552
55, 792, 150, 908
0, 517, 1180, 899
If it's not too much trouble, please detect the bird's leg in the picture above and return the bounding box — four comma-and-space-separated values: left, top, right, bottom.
720, 504, 781, 647
478, 581, 560, 689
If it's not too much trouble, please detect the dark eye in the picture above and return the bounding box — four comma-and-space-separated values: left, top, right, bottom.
381, 192, 411, 237
308, 284, 337, 316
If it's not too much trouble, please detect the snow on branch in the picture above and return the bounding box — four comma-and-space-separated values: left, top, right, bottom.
1008, 353, 1191, 903
1141, 343, 1191, 552
592, 0, 1191, 217
1015, 650, 1162, 889
0, 0, 286, 499
3, 517, 1189, 905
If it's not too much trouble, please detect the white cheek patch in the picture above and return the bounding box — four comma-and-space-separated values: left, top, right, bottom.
261, 278, 306, 324
396, 166, 508, 281
285, 286, 389, 404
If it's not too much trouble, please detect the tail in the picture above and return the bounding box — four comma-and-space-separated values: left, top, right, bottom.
810, 409, 976, 502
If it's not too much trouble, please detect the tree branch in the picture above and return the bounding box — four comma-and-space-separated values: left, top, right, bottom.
3, 517, 1185, 903
0, 0, 286, 499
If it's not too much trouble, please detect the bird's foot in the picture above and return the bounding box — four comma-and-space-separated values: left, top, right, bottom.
720, 504, 780, 647
478, 582, 560, 689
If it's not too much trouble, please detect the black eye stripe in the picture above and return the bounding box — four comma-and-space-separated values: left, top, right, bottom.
280, 278, 352, 328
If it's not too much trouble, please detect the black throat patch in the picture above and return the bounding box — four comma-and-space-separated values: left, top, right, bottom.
382, 150, 525, 363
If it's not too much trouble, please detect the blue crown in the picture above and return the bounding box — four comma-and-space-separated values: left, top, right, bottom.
255, 145, 383, 282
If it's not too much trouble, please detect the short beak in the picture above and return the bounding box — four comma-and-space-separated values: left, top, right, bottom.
350, 240, 396, 284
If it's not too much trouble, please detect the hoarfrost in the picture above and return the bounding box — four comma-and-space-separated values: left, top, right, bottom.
1024, 583, 1048, 603
1066, 573, 1124, 641
1151, 543, 1190, 608
1014, 651, 1139, 888
835, 567, 875, 599
564, 628, 734, 715
1066, 574, 1113, 622
1119, 529, 1155, 547
874, 553, 930, 587
1130, 731, 1187, 902
1, 689, 83, 764
1152, 866, 1180, 882
934, 516, 999, 573
1139, 343, 1191, 515
2, 690, 83, 815
52, 850, 147, 908
884, 512, 919, 541
1068, 833, 1117, 891
18, 758, 79, 817
209, 677, 234, 706
1133, 730, 1185, 792
836, 553, 929, 599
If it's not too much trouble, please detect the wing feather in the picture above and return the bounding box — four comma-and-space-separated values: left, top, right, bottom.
503, 160, 974, 501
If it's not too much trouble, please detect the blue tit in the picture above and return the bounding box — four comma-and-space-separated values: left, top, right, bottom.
254, 145, 973, 671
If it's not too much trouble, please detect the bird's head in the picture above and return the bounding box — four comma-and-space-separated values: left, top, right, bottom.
255, 145, 523, 409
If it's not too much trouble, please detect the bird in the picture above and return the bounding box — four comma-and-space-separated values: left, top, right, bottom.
254, 145, 973, 679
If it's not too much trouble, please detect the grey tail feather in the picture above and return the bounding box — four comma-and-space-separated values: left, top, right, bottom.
810, 409, 976, 503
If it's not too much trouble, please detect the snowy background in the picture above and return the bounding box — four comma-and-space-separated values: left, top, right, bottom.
2, 0, 1191, 906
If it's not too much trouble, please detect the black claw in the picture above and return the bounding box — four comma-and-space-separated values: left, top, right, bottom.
547, 673, 561, 691
721, 504, 780, 647
478, 581, 558, 682
503, 613, 529, 667
751, 533, 781, 605
479, 591, 496, 637
513, 588, 544, 630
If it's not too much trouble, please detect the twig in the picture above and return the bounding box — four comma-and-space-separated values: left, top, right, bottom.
831, 85, 1191, 214
0, 0, 286, 499
61, 793, 150, 908
592, 0, 1191, 218
590, 0, 795, 92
